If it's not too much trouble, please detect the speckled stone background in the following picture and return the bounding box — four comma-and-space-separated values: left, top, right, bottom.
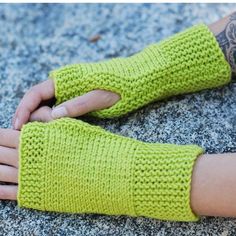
0, 3, 236, 236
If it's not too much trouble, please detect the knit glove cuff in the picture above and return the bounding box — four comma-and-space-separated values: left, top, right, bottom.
49, 23, 231, 118
17, 118, 203, 221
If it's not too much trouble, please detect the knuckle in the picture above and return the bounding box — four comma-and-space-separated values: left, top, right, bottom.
74, 98, 87, 109
22, 86, 41, 106
25, 86, 41, 98
101, 91, 119, 106
64, 98, 88, 116
0, 188, 7, 199
0, 129, 5, 139
29, 86, 39, 95
23, 88, 36, 101
71, 98, 89, 113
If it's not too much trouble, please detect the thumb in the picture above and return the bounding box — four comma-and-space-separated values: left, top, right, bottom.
51, 89, 120, 119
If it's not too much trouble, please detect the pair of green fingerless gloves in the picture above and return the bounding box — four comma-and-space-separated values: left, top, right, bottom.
17, 24, 231, 221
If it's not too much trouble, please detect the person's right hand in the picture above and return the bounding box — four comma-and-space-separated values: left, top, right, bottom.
13, 79, 120, 130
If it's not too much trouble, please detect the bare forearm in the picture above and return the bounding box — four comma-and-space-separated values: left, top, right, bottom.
191, 153, 236, 217
209, 11, 236, 77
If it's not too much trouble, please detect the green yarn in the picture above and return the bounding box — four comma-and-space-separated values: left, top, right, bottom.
50, 23, 231, 118
18, 118, 203, 221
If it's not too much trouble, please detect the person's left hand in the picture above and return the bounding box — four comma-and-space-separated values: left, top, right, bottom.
0, 128, 19, 200
13, 79, 120, 130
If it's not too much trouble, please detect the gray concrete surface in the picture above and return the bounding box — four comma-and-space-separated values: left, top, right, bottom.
0, 3, 236, 236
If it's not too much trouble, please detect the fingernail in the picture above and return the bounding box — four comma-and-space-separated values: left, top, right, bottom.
14, 118, 20, 130
51, 106, 68, 119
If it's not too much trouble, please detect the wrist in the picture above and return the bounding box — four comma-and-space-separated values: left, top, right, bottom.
208, 11, 236, 78
191, 153, 236, 217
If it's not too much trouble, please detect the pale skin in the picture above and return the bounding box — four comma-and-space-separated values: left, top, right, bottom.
0, 12, 236, 219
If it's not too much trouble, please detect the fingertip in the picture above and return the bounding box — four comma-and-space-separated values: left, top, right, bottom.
13, 111, 30, 130
51, 106, 68, 119
14, 118, 20, 130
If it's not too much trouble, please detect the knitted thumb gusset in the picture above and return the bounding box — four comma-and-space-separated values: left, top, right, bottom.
18, 118, 203, 222
50, 23, 231, 118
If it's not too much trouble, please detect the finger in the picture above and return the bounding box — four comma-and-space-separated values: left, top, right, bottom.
0, 165, 18, 183
29, 106, 53, 123
0, 147, 18, 168
51, 89, 120, 119
13, 79, 55, 130
0, 129, 20, 148
0, 185, 18, 200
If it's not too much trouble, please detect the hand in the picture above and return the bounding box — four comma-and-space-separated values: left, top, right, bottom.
13, 79, 120, 130
0, 128, 19, 200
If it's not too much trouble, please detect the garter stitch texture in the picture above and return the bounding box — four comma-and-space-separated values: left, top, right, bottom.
50, 23, 231, 118
18, 118, 203, 221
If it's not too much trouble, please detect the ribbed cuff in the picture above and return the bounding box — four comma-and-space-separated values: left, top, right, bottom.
17, 122, 48, 210
133, 143, 203, 221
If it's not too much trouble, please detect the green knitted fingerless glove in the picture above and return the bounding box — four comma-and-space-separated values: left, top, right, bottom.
50, 23, 231, 118
18, 118, 203, 221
